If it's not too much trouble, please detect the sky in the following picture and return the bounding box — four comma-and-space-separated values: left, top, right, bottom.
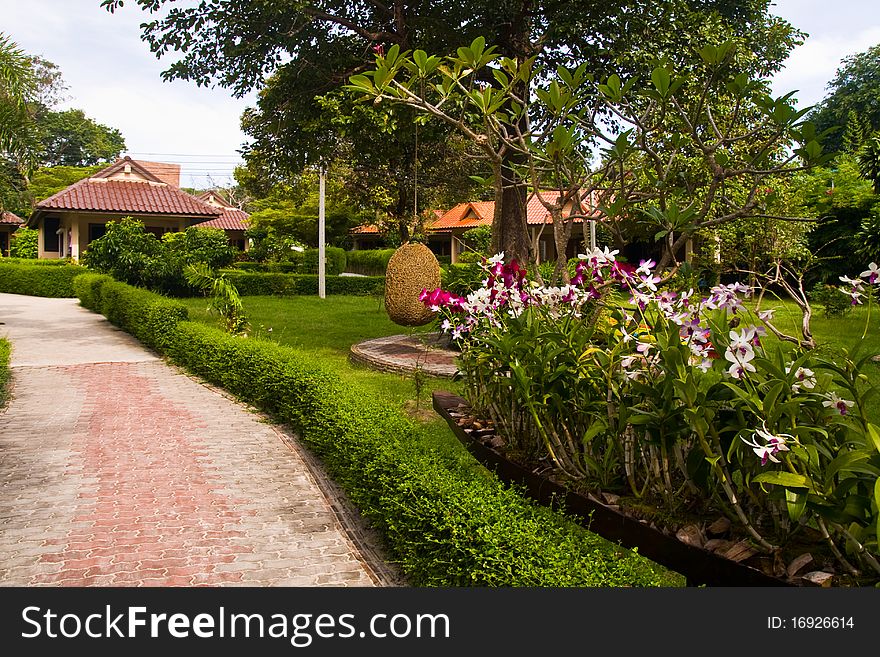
0, 0, 878, 189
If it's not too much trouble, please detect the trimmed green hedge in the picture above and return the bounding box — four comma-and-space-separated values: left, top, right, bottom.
0, 338, 10, 408
232, 248, 347, 276
0, 262, 87, 297
72, 275, 672, 587
344, 248, 396, 276
73, 273, 188, 352
0, 257, 72, 266
165, 322, 666, 586
220, 272, 384, 297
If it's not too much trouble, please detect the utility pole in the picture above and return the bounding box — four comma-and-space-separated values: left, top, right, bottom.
318, 168, 326, 299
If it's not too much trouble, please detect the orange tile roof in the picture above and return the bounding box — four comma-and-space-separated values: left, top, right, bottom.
351, 224, 381, 234
431, 191, 604, 232
36, 179, 220, 216
194, 207, 249, 231
1, 210, 24, 225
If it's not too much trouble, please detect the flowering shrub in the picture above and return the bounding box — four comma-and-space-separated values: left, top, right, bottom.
423, 252, 880, 580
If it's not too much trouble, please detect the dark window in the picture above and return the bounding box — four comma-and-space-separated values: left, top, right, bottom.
144, 226, 166, 239
88, 223, 107, 243
44, 217, 60, 253
0, 232, 8, 256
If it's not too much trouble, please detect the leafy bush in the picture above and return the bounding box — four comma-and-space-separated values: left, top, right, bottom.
8, 227, 38, 259
95, 280, 189, 352
0, 261, 86, 297
81, 217, 165, 288
72, 272, 114, 311
344, 248, 396, 276
83, 218, 241, 295
456, 250, 483, 264
441, 263, 485, 297
220, 272, 384, 297
163, 226, 236, 270
0, 256, 71, 266
301, 246, 346, 275
0, 337, 10, 408
810, 282, 853, 317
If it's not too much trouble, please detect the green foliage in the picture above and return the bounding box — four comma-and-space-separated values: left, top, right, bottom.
800, 156, 880, 283
74, 274, 189, 352
83, 218, 241, 295
220, 272, 384, 297
811, 44, 880, 155
441, 263, 485, 297
163, 226, 236, 270
184, 263, 248, 335
301, 246, 346, 275
7, 227, 37, 258
81, 217, 164, 288
0, 337, 10, 409
344, 248, 396, 276
0, 32, 39, 169
72, 272, 113, 311
461, 225, 492, 255
810, 283, 853, 318
38, 108, 125, 167
0, 261, 85, 296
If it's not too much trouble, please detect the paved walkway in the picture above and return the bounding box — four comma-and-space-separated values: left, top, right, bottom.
0, 293, 398, 587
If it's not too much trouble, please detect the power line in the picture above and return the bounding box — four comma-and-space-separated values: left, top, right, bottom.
125, 152, 245, 158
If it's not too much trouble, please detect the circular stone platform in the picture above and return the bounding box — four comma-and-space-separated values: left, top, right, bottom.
349, 333, 459, 378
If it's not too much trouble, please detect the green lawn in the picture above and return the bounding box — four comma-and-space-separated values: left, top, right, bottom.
749, 296, 880, 420
180, 294, 458, 416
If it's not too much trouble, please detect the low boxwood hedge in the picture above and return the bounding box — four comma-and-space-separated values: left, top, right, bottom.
73, 276, 672, 586
344, 248, 396, 276
165, 321, 665, 586
0, 337, 10, 408
73, 273, 188, 352
220, 272, 384, 297
0, 261, 87, 297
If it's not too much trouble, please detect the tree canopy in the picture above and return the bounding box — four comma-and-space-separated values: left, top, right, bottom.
104, 0, 804, 261
810, 44, 880, 155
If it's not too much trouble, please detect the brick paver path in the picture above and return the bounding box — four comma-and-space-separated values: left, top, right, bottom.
0, 294, 396, 586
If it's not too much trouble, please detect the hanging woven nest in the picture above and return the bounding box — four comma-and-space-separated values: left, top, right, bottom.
384, 242, 441, 327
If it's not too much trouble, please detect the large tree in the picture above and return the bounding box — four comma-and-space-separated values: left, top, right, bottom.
103, 0, 802, 261
810, 44, 880, 155
38, 108, 126, 166
0, 32, 39, 210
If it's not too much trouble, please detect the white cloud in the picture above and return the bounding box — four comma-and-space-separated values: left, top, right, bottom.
770, 26, 880, 108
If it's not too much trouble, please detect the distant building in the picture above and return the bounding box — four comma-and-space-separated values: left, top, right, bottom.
350, 191, 604, 264
0, 210, 25, 257
27, 157, 246, 259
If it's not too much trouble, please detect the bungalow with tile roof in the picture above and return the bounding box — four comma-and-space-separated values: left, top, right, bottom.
193, 190, 250, 251
1, 210, 25, 257
351, 190, 603, 264
26, 157, 222, 260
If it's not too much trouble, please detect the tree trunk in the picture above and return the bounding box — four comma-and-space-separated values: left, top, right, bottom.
490, 0, 535, 268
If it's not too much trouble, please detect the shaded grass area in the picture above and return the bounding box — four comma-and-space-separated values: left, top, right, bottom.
179, 294, 684, 586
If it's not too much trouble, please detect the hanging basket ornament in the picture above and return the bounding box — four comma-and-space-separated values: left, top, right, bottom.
384, 242, 441, 327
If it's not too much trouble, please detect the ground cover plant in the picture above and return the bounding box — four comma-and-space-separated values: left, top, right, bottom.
0, 338, 10, 408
